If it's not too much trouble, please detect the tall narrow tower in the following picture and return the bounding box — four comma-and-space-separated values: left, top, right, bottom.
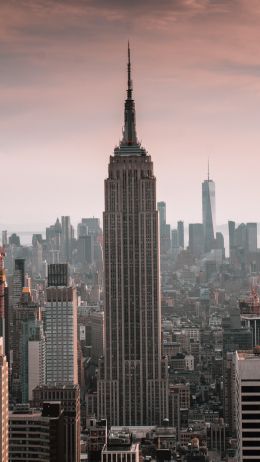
202, 163, 216, 253
98, 45, 168, 426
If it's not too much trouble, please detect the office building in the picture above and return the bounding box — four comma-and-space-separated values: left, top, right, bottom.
157, 202, 171, 255
33, 384, 80, 462
202, 171, 216, 253
61, 216, 73, 262
228, 220, 236, 259
98, 45, 168, 426
45, 264, 78, 385
158, 201, 166, 231
9, 258, 25, 376
12, 288, 41, 403
189, 223, 204, 258
1, 231, 7, 247
246, 223, 257, 253
27, 322, 46, 401
46, 218, 62, 264
0, 337, 8, 462
9, 402, 65, 462
224, 352, 236, 436
234, 349, 260, 462
177, 220, 184, 248
0, 249, 6, 348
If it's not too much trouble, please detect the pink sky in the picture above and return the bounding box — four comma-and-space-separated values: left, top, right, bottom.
1, 0, 260, 229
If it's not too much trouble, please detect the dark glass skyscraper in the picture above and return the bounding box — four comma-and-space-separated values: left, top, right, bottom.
98, 45, 168, 426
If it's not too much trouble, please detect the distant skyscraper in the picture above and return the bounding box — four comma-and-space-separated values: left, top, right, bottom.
246, 222, 257, 253
1, 231, 7, 248
9, 258, 25, 385
61, 216, 73, 262
228, 220, 236, 259
45, 264, 78, 385
98, 45, 168, 426
157, 201, 166, 230
189, 223, 204, 258
177, 221, 184, 248
157, 201, 171, 255
46, 218, 62, 264
0, 337, 8, 462
12, 288, 41, 403
202, 167, 216, 253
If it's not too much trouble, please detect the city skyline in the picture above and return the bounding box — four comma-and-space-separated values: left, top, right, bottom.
1, 0, 260, 225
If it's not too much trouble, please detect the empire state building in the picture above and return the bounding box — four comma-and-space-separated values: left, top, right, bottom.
98, 45, 168, 426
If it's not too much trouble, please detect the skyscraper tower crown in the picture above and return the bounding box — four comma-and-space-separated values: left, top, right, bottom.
115, 43, 146, 157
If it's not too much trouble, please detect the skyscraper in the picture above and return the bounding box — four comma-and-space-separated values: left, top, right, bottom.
0, 249, 6, 350
61, 216, 73, 263
98, 45, 168, 426
177, 221, 184, 248
202, 167, 216, 253
0, 337, 8, 462
45, 264, 78, 385
189, 223, 204, 258
234, 350, 260, 461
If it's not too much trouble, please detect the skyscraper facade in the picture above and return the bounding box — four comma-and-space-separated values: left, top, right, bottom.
98, 46, 168, 426
202, 173, 216, 253
45, 264, 78, 385
234, 350, 260, 462
177, 221, 184, 248
0, 337, 8, 462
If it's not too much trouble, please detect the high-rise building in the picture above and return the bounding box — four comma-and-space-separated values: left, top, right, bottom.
228, 220, 236, 259
202, 170, 216, 253
33, 384, 80, 462
12, 288, 42, 403
98, 45, 168, 426
157, 202, 166, 231
0, 337, 8, 462
0, 249, 6, 349
61, 216, 73, 262
246, 223, 257, 253
45, 264, 78, 385
46, 218, 62, 264
177, 221, 184, 248
234, 349, 260, 462
189, 223, 204, 258
157, 202, 171, 255
9, 402, 65, 462
1, 231, 7, 248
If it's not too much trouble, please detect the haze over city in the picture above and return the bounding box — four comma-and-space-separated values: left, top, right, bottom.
1, 0, 260, 227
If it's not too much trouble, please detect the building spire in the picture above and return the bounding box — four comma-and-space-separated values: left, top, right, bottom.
208, 158, 210, 181
121, 41, 138, 146
127, 41, 132, 100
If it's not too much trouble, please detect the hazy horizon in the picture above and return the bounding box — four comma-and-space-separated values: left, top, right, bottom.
1, 0, 260, 226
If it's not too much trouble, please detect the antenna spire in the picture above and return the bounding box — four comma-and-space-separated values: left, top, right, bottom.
121, 42, 137, 146
127, 41, 132, 100
208, 158, 210, 181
